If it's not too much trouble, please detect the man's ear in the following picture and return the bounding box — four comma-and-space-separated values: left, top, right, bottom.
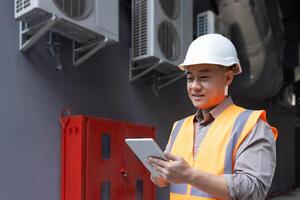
224, 70, 234, 87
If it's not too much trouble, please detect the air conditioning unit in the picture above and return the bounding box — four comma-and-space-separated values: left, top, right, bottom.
14, 0, 119, 66
131, 0, 193, 81
197, 10, 230, 38
15, 0, 119, 43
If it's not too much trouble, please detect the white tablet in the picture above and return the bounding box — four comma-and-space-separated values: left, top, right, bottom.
125, 138, 167, 177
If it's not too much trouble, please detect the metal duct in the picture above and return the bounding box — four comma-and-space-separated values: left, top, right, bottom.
216, 0, 284, 100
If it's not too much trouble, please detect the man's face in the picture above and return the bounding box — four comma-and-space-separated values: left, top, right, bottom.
186, 64, 233, 110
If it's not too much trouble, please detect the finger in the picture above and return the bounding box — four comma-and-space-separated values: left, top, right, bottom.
148, 156, 164, 162
152, 163, 168, 176
147, 157, 156, 164
148, 157, 169, 168
164, 153, 181, 161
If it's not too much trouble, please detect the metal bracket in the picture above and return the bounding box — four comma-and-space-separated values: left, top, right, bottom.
151, 71, 185, 96
72, 37, 112, 66
130, 60, 164, 82
154, 72, 186, 91
18, 14, 113, 67
19, 15, 59, 52
46, 32, 63, 71
130, 60, 185, 95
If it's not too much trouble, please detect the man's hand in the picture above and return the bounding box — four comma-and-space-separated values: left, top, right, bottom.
150, 175, 169, 188
148, 153, 193, 184
148, 153, 232, 200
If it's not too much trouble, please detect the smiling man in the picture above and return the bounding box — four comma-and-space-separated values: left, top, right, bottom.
148, 34, 278, 200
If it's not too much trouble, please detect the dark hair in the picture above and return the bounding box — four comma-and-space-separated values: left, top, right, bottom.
229, 64, 236, 70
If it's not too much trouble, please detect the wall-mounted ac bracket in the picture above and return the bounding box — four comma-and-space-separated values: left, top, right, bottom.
46, 32, 63, 71
152, 71, 186, 96
155, 71, 185, 90
130, 60, 163, 82
19, 14, 114, 67
72, 37, 113, 66
19, 15, 59, 52
130, 59, 185, 95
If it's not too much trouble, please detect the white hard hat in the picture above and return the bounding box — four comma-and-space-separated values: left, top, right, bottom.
179, 34, 242, 75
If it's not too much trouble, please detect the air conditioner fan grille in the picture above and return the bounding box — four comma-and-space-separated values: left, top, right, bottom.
158, 20, 180, 61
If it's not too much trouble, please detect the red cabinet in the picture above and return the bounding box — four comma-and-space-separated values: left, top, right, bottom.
60, 115, 156, 200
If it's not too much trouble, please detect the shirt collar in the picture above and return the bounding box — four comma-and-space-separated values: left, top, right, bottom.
194, 96, 234, 123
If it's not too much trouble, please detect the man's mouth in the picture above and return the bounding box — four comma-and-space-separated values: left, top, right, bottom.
192, 94, 205, 97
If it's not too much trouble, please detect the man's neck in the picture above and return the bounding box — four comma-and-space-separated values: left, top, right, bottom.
201, 96, 227, 119
201, 106, 215, 119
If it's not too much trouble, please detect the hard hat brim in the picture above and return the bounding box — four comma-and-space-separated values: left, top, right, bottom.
178, 61, 242, 75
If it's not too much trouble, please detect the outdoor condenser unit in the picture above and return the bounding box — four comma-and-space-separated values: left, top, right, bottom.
197, 10, 230, 38
130, 0, 193, 87
14, 0, 119, 66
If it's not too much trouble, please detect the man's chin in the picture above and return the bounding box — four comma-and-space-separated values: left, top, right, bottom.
192, 102, 208, 110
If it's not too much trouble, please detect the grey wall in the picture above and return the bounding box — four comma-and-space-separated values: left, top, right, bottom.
0, 1, 194, 199
0, 1, 296, 200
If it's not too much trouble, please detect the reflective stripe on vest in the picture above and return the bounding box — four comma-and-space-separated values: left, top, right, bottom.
170, 183, 188, 194
169, 119, 185, 152
223, 109, 253, 174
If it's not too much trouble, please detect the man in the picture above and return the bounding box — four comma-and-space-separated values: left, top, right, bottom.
148, 34, 278, 200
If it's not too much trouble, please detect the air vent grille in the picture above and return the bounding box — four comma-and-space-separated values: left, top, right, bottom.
132, 0, 148, 58
197, 13, 209, 36
15, 0, 31, 13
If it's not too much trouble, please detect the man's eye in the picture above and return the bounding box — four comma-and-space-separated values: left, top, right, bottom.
200, 76, 209, 79
187, 77, 194, 81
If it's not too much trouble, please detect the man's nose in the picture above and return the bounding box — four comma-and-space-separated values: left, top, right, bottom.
191, 79, 202, 90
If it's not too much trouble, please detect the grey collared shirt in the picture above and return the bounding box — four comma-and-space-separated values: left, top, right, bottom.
165, 96, 276, 200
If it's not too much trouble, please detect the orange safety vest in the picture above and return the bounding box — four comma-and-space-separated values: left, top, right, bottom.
168, 104, 278, 200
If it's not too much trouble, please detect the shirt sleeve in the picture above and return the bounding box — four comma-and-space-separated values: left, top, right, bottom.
223, 119, 277, 200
